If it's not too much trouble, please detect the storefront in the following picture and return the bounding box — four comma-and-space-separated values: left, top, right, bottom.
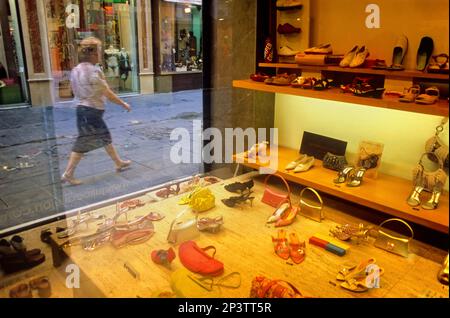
44, 0, 140, 100
0, 0, 29, 108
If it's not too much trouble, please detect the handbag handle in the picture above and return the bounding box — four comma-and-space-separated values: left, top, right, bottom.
299, 187, 323, 209
378, 218, 414, 240
264, 173, 291, 195
419, 152, 444, 169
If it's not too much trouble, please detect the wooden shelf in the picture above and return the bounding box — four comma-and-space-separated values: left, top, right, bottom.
259, 63, 450, 81
233, 146, 449, 233
233, 79, 449, 116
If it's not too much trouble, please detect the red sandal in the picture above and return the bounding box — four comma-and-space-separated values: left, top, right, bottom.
288, 233, 306, 264
272, 229, 290, 260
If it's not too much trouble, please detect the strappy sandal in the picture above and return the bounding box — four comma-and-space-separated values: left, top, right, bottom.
313, 78, 333, 90
289, 233, 306, 264
272, 229, 290, 260
336, 258, 376, 281
291, 76, 305, 88
340, 267, 385, 293
399, 85, 421, 103
415, 87, 440, 105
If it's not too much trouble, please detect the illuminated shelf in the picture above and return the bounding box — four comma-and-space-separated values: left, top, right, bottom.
233, 79, 449, 117
233, 146, 449, 233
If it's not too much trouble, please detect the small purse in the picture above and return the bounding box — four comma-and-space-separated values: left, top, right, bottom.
298, 187, 324, 222
178, 241, 224, 276
374, 218, 414, 257
167, 208, 199, 244
322, 152, 348, 171
189, 188, 215, 213
250, 276, 304, 298
261, 174, 291, 208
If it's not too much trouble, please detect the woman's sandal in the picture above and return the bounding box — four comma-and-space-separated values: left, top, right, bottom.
272, 229, 290, 260
289, 233, 306, 264
336, 258, 376, 281
29, 276, 52, 298
9, 283, 32, 298
340, 267, 385, 293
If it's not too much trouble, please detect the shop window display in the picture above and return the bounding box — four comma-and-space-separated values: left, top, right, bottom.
157, 0, 202, 73
45, 0, 139, 99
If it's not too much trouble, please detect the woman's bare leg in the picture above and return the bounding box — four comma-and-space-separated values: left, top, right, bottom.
104, 144, 131, 171
62, 152, 83, 185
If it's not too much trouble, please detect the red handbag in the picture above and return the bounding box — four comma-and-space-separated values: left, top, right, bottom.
250, 276, 304, 298
178, 241, 224, 277
261, 174, 291, 208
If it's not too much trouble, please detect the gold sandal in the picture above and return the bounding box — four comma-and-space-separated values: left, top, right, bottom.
340, 267, 385, 293
336, 258, 376, 281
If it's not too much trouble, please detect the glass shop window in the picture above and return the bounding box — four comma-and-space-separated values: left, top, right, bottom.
44, 0, 139, 100
157, 0, 203, 73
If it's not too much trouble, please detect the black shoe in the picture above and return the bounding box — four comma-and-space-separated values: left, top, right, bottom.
222, 191, 255, 208
224, 179, 254, 193
417, 36, 434, 71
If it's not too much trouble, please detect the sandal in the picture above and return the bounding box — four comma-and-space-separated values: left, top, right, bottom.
197, 216, 224, 233
336, 258, 376, 281
9, 283, 32, 298
313, 79, 333, 90
289, 233, 306, 264
302, 77, 317, 89
250, 73, 270, 82
29, 276, 52, 298
291, 76, 305, 88
340, 267, 385, 293
399, 85, 421, 103
272, 229, 290, 260
415, 87, 440, 105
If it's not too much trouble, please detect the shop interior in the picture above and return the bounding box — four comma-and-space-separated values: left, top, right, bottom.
0, 0, 449, 299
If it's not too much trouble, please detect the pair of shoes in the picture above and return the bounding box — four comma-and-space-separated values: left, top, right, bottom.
415, 87, 440, 105
272, 230, 306, 264
265, 73, 297, 85
222, 191, 255, 208
399, 85, 421, 102
116, 160, 131, 172
304, 43, 333, 55
245, 141, 269, 158
428, 54, 449, 74
407, 185, 444, 210
285, 154, 315, 172
224, 179, 254, 193
337, 258, 384, 292
329, 223, 372, 242
151, 247, 176, 268
339, 45, 370, 67
334, 166, 366, 187
61, 172, 82, 185
277, 23, 301, 34
250, 73, 270, 82
9, 276, 51, 298
197, 216, 224, 233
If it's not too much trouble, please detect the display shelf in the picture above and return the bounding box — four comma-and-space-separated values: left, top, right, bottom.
258, 63, 450, 81
232, 146, 449, 233
233, 79, 449, 116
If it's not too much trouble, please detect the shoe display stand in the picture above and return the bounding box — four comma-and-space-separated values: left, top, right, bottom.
233, 79, 449, 117
233, 147, 449, 233
0, 172, 448, 298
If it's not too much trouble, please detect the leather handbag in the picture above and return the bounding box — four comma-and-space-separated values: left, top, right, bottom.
322, 152, 348, 171
261, 174, 291, 208
298, 187, 324, 222
178, 241, 224, 276
167, 208, 199, 244
374, 218, 414, 257
250, 276, 304, 298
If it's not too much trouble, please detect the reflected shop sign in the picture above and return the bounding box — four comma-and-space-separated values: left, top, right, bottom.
164, 0, 202, 5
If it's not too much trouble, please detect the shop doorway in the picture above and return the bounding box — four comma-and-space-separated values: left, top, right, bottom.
0, 0, 29, 108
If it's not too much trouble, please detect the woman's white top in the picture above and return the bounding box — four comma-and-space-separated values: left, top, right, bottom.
71, 63, 108, 110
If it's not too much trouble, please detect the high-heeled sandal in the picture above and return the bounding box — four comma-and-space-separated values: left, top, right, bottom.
288, 233, 306, 264
272, 229, 290, 260
407, 185, 424, 207
340, 267, 385, 293
334, 166, 355, 184
336, 258, 376, 281
347, 168, 366, 187
197, 216, 224, 233
267, 199, 290, 223
421, 187, 443, 210
330, 223, 371, 242
224, 179, 254, 193
275, 205, 299, 227
221, 191, 255, 208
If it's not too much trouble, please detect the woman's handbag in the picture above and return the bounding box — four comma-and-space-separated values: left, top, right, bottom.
374, 218, 414, 257
322, 152, 348, 171
189, 188, 215, 213
167, 208, 199, 244
298, 187, 324, 222
425, 118, 449, 172
261, 174, 291, 208
178, 241, 224, 277
412, 152, 447, 191
250, 276, 304, 298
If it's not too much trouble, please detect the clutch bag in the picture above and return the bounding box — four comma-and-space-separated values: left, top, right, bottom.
322, 152, 348, 171
374, 218, 413, 258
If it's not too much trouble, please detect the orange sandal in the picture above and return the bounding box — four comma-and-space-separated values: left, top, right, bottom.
288, 233, 306, 264
272, 229, 290, 260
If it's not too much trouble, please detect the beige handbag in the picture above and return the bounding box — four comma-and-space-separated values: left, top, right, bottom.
298, 187, 324, 222
167, 208, 199, 244
374, 218, 414, 257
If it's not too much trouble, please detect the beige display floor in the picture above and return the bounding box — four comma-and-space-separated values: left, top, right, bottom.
0, 172, 448, 298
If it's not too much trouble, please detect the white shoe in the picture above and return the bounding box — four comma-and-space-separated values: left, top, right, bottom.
293, 156, 315, 173
349, 46, 369, 68
304, 43, 333, 55
278, 46, 301, 56
285, 154, 307, 170
267, 201, 290, 223
340, 45, 359, 67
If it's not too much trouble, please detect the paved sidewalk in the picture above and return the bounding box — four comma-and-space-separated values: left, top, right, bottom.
0, 90, 203, 230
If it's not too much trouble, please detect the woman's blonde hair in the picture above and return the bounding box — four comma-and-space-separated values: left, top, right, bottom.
78, 37, 102, 63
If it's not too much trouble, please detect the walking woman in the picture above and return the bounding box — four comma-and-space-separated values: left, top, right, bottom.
62, 37, 131, 185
